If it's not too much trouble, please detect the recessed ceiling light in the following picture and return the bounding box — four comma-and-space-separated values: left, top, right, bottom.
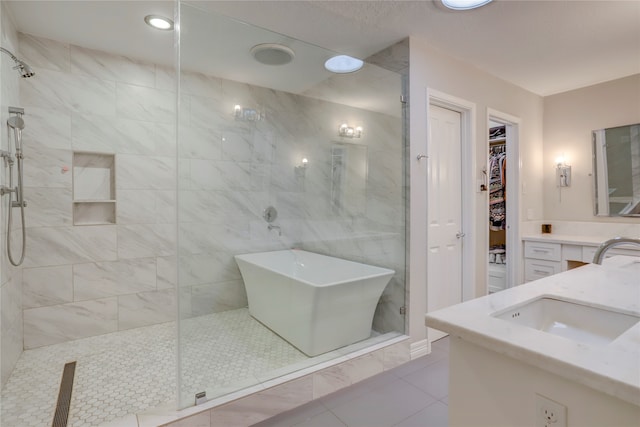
441, 0, 493, 10
324, 55, 364, 74
144, 15, 174, 31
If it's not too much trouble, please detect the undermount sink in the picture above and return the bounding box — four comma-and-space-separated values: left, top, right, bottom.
492, 297, 640, 345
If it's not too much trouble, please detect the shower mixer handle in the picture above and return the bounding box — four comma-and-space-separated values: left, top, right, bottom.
0, 186, 16, 196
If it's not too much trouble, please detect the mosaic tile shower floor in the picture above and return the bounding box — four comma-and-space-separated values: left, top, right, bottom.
0, 308, 308, 427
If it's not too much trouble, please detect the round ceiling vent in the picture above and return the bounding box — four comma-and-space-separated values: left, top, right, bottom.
250, 44, 295, 66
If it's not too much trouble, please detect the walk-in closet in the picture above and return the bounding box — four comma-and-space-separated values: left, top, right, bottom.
488, 123, 507, 293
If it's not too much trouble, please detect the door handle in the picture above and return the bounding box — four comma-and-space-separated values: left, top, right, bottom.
456, 232, 465, 239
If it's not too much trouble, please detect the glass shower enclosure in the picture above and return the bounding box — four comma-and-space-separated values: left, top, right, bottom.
176, 2, 408, 408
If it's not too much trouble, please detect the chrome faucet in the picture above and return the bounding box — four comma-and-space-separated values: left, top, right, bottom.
268, 224, 282, 236
592, 237, 640, 264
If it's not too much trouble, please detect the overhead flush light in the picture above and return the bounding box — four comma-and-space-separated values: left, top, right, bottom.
441, 0, 493, 10
324, 55, 364, 74
144, 15, 174, 31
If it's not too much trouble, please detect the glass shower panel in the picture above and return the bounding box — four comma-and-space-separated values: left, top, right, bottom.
177, 2, 407, 409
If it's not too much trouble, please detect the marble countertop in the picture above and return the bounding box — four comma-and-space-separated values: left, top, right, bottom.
522, 234, 613, 246
425, 256, 640, 406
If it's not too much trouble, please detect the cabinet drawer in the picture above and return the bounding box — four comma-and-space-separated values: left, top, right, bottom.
524, 259, 561, 282
524, 241, 561, 261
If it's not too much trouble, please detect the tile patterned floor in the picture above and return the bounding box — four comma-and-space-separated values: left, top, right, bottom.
253, 337, 450, 427
0, 308, 309, 427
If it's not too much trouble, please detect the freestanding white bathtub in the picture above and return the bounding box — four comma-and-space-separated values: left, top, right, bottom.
234, 249, 395, 356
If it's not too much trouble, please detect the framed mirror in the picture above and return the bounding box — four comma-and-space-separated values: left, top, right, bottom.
592, 123, 640, 216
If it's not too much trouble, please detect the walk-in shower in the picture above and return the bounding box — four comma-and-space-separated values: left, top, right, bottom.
0, 2, 407, 425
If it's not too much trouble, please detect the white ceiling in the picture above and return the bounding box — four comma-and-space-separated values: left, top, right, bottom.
5, 0, 640, 97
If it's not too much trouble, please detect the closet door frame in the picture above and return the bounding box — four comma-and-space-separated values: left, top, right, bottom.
487, 108, 522, 288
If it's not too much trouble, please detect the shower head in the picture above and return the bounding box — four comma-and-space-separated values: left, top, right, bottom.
14, 60, 35, 78
0, 47, 35, 78
7, 115, 25, 130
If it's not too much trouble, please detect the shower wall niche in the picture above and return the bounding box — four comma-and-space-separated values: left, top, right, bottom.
73, 152, 116, 225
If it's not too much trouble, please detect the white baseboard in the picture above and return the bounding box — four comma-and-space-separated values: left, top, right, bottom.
410, 339, 429, 359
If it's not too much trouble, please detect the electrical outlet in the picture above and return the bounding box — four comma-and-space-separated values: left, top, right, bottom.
535, 394, 567, 427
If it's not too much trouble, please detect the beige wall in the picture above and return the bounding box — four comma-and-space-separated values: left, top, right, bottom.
543, 74, 640, 222
408, 37, 544, 346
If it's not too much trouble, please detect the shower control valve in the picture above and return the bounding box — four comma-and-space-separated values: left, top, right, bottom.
0, 186, 16, 196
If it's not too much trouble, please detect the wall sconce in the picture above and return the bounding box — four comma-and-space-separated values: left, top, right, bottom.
555, 156, 571, 187
295, 157, 308, 177
234, 104, 264, 122
338, 123, 362, 138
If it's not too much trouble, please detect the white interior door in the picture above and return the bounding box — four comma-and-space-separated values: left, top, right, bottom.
427, 104, 463, 343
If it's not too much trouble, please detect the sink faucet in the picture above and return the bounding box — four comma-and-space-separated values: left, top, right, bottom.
592, 237, 640, 264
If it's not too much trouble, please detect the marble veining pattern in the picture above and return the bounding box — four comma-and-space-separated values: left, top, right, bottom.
73, 258, 157, 300
23, 297, 118, 349
70, 44, 156, 87
18, 33, 71, 72
21, 68, 117, 116
23, 225, 117, 268
21, 105, 72, 150
23, 265, 73, 308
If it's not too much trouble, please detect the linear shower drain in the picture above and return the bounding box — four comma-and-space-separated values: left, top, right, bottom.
52, 361, 76, 427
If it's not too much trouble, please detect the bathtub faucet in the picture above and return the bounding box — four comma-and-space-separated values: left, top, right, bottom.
268, 224, 282, 236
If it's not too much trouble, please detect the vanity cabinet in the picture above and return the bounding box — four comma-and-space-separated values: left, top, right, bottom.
523, 237, 640, 282
524, 241, 562, 282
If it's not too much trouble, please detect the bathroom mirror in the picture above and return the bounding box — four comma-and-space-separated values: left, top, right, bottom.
592, 123, 640, 216
330, 142, 368, 217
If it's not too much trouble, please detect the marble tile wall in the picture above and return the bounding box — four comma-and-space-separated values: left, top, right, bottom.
15, 31, 406, 350
0, 3, 24, 387
176, 63, 406, 333
16, 32, 178, 349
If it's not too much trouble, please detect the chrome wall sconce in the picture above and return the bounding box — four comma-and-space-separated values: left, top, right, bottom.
234, 104, 264, 122
338, 123, 362, 138
556, 156, 571, 187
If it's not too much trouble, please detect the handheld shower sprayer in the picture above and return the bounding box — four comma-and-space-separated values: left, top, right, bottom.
3, 107, 28, 266
7, 115, 25, 152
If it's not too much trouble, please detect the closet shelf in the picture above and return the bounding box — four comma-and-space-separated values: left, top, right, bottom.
489, 137, 506, 144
